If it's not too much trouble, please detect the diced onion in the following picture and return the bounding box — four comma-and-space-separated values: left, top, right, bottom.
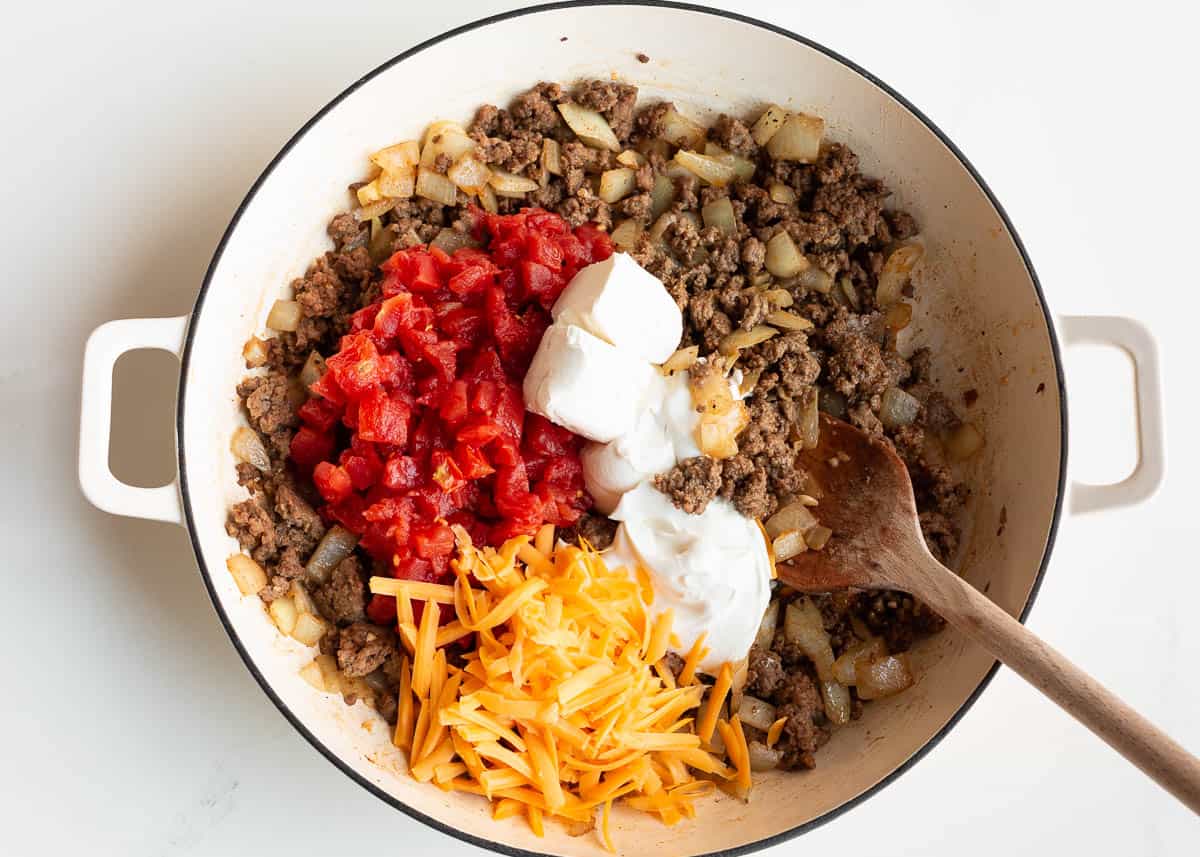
736, 696, 778, 732
268, 596, 298, 635
231, 426, 271, 472
764, 288, 792, 307
766, 309, 812, 331
266, 299, 301, 332
648, 212, 675, 245
291, 612, 328, 647
701, 197, 736, 235
421, 119, 466, 149
673, 150, 736, 187
797, 264, 833, 294
415, 168, 458, 206
885, 301, 913, 331
765, 231, 808, 278
718, 325, 778, 356
489, 169, 540, 194
766, 112, 824, 163
419, 126, 475, 168
354, 199, 396, 222
839, 277, 860, 310
557, 102, 620, 152
289, 580, 318, 616
447, 154, 492, 195
747, 741, 783, 771
299, 350, 327, 389
541, 137, 562, 176
798, 387, 820, 450
478, 183, 498, 214
751, 104, 789, 146
832, 638, 887, 685
649, 174, 676, 219
660, 345, 699, 375
657, 106, 707, 150
226, 554, 267, 596
610, 218, 643, 251
738, 368, 761, 397
304, 525, 358, 585
876, 244, 924, 307
242, 336, 268, 368
768, 182, 797, 204
855, 654, 915, 699
821, 680, 851, 726
598, 167, 637, 203
696, 401, 749, 460
377, 167, 415, 199
880, 386, 922, 430
784, 600, 835, 679
765, 501, 817, 539
703, 142, 755, 181
315, 653, 342, 693
804, 526, 832, 551
755, 600, 779, 650
356, 179, 384, 207
616, 149, 646, 168
370, 140, 420, 172
772, 530, 807, 562
946, 422, 985, 461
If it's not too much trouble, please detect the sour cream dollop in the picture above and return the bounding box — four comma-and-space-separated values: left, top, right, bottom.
606, 482, 772, 672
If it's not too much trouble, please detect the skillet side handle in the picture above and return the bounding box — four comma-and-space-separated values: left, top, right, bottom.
79, 316, 188, 525
1059, 315, 1165, 515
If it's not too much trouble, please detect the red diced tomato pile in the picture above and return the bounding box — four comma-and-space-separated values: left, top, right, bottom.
290, 207, 613, 624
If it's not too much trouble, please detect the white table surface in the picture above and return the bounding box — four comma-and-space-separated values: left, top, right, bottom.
4, 0, 1197, 853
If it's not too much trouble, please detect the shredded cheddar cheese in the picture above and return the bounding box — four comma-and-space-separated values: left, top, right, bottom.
371, 527, 755, 850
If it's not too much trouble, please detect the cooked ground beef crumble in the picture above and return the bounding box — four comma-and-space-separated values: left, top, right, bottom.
226, 80, 965, 769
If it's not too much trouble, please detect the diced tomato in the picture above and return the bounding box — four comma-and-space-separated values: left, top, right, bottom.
366, 594, 397, 624
454, 442, 494, 480
289, 427, 334, 472
357, 388, 410, 446
313, 461, 354, 504
293, 209, 601, 580
383, 248, 441, 294
297, 397, 342, 433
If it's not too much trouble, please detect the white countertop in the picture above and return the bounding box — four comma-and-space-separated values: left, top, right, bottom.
3, 0, 1197, 853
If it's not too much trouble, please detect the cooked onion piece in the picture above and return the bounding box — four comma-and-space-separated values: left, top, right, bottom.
376, 167, 416, 199
291, 611, 329, 647
673, 150, 737, 187
489, 169, 540, 196
765, 501, 818, 540
766, 112, 824, 163
299, 350, 327, 389
556, 102, 620, 151
419, 125, 474, 168
657, 105, 707, 150
616, 149, 646, 168
785, 599, 850, 725
832, 638, 887, 685
701, 197, 736, 235
370, 140, 420, 173
718, 324, 778, 356
876, 243, 924, 306
880, 386, 921, 429
226, 554, 266, 596
755, 600, 779, 650
797, 387, 820, 449
736, 696, 778, 732
855, 654, 915, 699
697, 401, 749, 459
598, 167, 637, 203
268, 596, 298, 635
446, 153, 492, 195
660, 345, 699, 375
266, 299, 301, 332
231, 426, 271, 472
772, 530, 807, 562
884, 301, 913, 331
354, 198, 395, 222
804, 526, 832, 551
541, 138, 562, 175
609, 218, 643, 251
703, 142, 755, 182
242, 336, 268, 368
415, 168, 458, 206
305, 525, 358, 585
477, 183, 498, 214
649, 174, 677, 219
768, 182, 797, 204
797, 263, 833, 294
766, 309, 813, 331
751, 104, 789, 146
765, 231, 808, 278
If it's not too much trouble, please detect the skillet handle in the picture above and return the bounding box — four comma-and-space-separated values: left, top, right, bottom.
79, 316, 188, 525
1059, 315, 1164, 515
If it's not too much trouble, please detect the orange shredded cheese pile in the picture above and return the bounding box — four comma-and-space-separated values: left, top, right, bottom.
371, 524, 754, 849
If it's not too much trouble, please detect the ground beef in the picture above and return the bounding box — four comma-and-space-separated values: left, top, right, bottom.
774, 669, 829, 770
511, 82, 564, 134
575, 80, 638, 140
337, 623, 398, 678
238, 372, 297, 442
653, 456, 723, 514
274, 482, 325, 556
227, 496, 278, 563
314, 556, 367, 625
710, 114, 757, 156
747, 644, 787, 698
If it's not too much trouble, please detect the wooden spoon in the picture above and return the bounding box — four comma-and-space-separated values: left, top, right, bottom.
777, 413, 1200, 813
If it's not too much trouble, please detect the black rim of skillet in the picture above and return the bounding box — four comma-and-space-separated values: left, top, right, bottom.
176, 3, 1069, 854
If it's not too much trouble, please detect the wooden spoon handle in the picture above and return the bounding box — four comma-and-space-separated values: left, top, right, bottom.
913, 557, 1200, 813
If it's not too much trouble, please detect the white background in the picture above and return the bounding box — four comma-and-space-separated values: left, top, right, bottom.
3, 0, 1197, 854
